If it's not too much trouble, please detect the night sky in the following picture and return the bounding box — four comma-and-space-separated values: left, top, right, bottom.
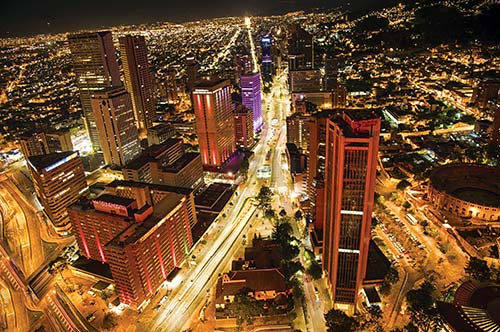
0, 0, 387, 38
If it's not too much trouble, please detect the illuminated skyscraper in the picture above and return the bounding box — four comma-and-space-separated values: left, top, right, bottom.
322, 110, 380, 309
69, 181, 196, 308
192, 78, 235, 169
240, 72, 263, 132
27, 151, 88, 231
119, 35, 156, 131
91, 87, 141, 167
68, 31, 121, 151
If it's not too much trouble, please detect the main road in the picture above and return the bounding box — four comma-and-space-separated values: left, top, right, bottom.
147, 65, 290, 332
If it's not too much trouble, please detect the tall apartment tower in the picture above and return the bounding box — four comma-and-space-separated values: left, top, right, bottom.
119, 35, 156, 131
69, 181, 196, 308
261, 35, 273, 82
27, 151, 88, 231
68, 31, 121, 151
186, 55, 199, 92
288, 25, 314, 69
19, 130, 73, 159
240, 72, 263, 132
322, 110, 380, 310
286, 113, 310, 152
192, 78, 235, 169
91, 87, 141, 167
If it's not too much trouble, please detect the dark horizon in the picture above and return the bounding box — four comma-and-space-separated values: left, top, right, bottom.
0, 0, 390, 38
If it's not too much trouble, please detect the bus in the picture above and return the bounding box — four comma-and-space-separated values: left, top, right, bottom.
406, 213, 418, 225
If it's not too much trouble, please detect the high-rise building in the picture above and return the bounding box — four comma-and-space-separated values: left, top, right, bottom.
119, 35, 156, 132
234, 105, 254, 149
307, 111, 334, 232
192, 78, 235, 169
322, 110, 380, 309
240, 72, 263, 132
186, 55, 199, 92
69, 181, 196, 308
18, 130, 73, 159
261, 35, 272, 62
68, 32, 121, 151
286, 113, 310, 152
332, 83, 348, 109
27, 151, 88, 231
45, 130, 73, 153
91, 87, 141, 167
18, 132, 48, 158
288, 25, 313, 69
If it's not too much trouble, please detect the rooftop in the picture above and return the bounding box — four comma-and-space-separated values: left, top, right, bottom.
107, 192, 185, 248
162, 152, 200, 173
344, 109, 379, 122
27, 151, 77, 173
94, 194, 135, 208
193, 77, 229, 90
105, 180, 192, 196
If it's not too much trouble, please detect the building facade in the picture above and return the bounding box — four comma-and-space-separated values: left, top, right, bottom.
234, 105, 254, 149
286, 113, 310, 152
68, 31, 121, 151
332, 83, 348, 109
192, 78, 235, 169
27, 151, 88, 231
147, 123, 175, 146
91, 87, 141, 167
69, 181, 196, 308
18, 130, 73, 159
240, 73, 263, 132
322, 110, 380, 309
119, 35, 156, 132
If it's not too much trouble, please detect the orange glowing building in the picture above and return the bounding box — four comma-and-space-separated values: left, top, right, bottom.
322, 110, 380, 310
192, 78, 235, 169
69, 181, 196, 308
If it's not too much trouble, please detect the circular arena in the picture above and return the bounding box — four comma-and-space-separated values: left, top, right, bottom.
428, 164, 500, 222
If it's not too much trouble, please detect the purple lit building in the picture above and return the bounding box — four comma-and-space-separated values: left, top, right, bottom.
240, 72, 263, 132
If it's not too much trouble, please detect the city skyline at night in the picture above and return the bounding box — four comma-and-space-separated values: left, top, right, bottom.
1, 1, 500, 331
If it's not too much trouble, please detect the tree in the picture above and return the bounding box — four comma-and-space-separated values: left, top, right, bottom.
403, 201, 411, 210
306, 260, 323, 280
256, 186, 272, 209
465, 257, 491, 281
264, 209, 276, 220
230, 288, 264, 330
324, 309, 359, 332
240, 158, 250, 179
406, 281, 443, 332
282, 260, 304, 280
385, 265, 400, 285
360, 305, 383, 332
397, 180, 411, 191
